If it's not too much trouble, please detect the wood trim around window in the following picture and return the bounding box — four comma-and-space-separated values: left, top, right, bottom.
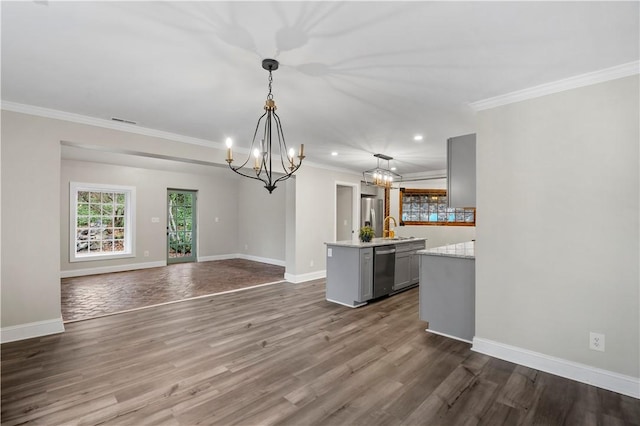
399, 188, 476, 226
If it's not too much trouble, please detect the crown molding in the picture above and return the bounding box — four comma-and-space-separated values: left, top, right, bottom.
401, 169, 447, 181
1, 101, 223, 149
469, 60, 640, 111
1, 101, 432, 178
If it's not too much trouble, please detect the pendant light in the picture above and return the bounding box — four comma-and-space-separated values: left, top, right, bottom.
363, 154, 402, 188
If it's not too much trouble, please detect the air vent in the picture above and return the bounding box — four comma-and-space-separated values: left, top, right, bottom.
111, 117, 137, 125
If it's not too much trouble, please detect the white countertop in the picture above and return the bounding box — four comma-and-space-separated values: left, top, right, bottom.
325, 237, 426, 248
417, 241, 475, 259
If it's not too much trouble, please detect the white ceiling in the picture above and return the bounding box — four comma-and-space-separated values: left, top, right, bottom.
2, 1, 638, 176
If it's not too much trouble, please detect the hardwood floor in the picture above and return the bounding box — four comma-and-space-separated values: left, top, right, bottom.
61, 259, 285, 322
2, 280, 638, 425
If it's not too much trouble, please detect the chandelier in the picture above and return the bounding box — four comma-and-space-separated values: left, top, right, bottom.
363, 154, 402, 188
225, 59, 304, 193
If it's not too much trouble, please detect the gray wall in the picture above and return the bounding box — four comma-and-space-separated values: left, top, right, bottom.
2, 111, 62, 327
60, 159, 240, 273
0, 109, 288, 332
287, 164, 362, 280
1, 108, 356, 333
237, 177, 286, 263
476, 75, 639, 377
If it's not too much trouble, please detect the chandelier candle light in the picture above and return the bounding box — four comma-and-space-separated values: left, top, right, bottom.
225, 59, 305, 193
363, 153, 402, 188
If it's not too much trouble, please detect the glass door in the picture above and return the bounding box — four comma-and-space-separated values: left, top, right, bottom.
167, 189, 197, 264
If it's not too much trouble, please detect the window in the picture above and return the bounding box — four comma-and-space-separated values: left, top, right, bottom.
399, 188, 475, 226
70, 182, 136, 262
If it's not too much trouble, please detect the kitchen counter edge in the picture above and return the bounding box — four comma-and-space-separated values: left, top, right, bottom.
325, 237, 427, 248
416, 241, 475, 259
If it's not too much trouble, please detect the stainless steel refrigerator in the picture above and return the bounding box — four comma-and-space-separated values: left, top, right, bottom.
361, 197, 383, 237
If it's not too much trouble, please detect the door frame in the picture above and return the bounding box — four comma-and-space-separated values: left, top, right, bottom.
334, 181, 360, 242
167, 188, 198, 264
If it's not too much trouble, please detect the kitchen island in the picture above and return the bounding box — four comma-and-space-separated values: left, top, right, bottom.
325, 238, 426, 307
418, 241, 475, 343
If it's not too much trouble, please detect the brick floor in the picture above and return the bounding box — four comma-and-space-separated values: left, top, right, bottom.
61, 259, 285, 322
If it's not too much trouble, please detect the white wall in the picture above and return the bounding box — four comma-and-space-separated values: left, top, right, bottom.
476, 75, 639, 379
391, 178, 477, 248
60, 159, 240, 273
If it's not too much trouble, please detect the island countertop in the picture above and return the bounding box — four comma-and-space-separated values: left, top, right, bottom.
417, 241, 475, 259
325, 237, 427, 248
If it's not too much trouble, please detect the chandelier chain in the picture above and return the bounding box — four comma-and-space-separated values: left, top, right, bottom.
267, 70, 274, 100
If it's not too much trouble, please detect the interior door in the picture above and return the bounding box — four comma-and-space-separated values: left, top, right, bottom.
167, 189, 197, 264
336, 185, 354, 241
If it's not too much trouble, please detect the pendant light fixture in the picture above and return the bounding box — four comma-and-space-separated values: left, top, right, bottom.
225, 59, 304, 193
363, 153, 402, 188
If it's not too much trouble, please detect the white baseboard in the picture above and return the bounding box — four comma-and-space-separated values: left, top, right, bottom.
472, 337, 640, 399
284, 270, 326, 284
61, 254, 286, 278
1, 317, 65, 344
61, 260, 166, 278
236, 254, 285, 267
197, 254, 237, 262
326, 298, 366, 308
198, 253, 285, 267
426, 328, 472, 344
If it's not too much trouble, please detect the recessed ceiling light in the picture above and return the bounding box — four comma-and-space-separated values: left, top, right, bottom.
413, 135, 423, 141
391, 167, 397, 171
331, 152, 338, 156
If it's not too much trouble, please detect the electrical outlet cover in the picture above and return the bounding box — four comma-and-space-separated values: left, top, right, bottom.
589, 332, 605, 352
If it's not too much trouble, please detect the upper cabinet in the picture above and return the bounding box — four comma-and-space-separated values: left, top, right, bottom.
447, 133, 476, 208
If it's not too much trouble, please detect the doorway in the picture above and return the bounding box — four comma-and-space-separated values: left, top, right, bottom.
336, 183, 358, 241
167, 189, 197, 263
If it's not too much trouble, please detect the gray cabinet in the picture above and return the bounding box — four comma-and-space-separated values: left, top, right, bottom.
410, 251, 420, 284
419, 254, 475, 342
359, 248, 373, 301
394, 240, 425, 291
394, 251, 411, 289
326, 245, 373, 307
326, 239, 426, 307
447, 133, 476, 207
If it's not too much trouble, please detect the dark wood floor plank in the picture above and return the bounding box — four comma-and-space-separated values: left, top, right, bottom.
2, 280, 638, 426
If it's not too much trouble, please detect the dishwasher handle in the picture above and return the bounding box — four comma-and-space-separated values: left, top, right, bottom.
375, 248, 396, 255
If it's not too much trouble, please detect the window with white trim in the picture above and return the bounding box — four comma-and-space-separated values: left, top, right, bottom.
70, 182, 135, 262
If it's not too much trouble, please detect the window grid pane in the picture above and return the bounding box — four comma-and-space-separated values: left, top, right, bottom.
400, 190, 475, 226
75, 189, 128, 256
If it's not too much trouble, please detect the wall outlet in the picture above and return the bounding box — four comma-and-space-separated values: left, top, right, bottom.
143, 250, 149, 257
327, 248, 332, 257
589, 332, 605, 352
244, 244, 248, 251
215, 217, 219, 222
310, 260, 314, 267
151, 217, 160, 223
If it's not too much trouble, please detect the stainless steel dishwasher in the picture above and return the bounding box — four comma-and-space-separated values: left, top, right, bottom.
373, 245, 396, 298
